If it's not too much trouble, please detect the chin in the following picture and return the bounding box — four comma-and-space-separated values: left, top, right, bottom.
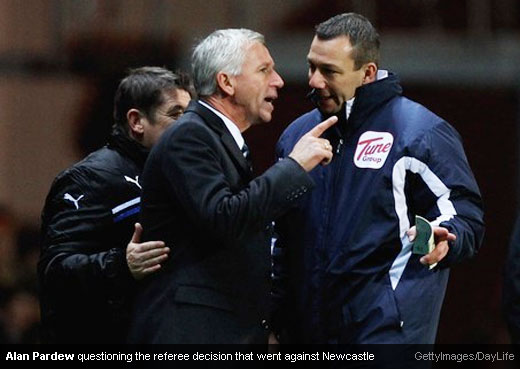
259, 113, 272, 123
317, 106, 336, 116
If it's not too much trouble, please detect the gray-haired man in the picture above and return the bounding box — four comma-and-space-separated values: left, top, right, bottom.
128, 29, 337, 344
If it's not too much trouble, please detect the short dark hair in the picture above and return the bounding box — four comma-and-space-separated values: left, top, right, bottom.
315, 13, 380, 70
113, 66, 194, 133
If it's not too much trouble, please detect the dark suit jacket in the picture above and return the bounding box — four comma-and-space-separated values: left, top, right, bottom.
128, 101, 314, 344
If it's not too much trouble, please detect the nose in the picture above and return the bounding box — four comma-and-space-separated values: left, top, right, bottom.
308, 69, 325, 89
271, 70, 284, 89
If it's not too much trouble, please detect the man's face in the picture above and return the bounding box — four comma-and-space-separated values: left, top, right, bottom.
142, 88, 191, 148
232, 42, 284, 127
307, 35, 367, 115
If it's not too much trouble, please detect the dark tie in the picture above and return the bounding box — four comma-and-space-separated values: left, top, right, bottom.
241, 143, 253, 171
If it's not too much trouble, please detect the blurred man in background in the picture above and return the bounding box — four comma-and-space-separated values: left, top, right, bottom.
38, 66, 193, 343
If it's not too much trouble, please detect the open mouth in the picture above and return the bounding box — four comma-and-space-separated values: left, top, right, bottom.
319, 94, 334, 100
317, 95, 337, 106
265, 97, 276, 103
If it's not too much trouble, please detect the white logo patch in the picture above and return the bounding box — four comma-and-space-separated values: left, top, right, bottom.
64, 193, 84, 209
124, 175, 142, 189
354, 131, 394, 169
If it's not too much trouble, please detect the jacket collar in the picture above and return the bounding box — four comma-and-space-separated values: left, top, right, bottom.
198, 100, 245, 150
186, 100, 253, 178
107, 126, 149, 168
349, 71, 402, 128
320, 71, 403, 137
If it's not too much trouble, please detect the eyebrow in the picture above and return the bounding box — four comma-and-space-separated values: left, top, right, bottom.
259, 61, 274, 69
307, 58, 337, 69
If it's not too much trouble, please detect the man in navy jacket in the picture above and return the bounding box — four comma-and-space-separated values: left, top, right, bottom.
272, 13, 484, 345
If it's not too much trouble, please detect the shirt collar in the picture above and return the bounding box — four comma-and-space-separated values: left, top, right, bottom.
377, 69, 389, 80
345, 97, 355, 120
199, 100, 245, 150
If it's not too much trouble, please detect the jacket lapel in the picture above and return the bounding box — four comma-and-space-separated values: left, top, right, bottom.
187, 101, 253, 179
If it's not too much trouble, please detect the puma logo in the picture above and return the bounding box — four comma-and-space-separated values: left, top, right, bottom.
63, 193, 84, 210
124, 175, 142, 189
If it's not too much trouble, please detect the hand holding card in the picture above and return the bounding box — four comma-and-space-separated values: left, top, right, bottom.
412, 215, 437, 269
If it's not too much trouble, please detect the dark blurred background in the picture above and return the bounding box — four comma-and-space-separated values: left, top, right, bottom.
0, 0, 518, 344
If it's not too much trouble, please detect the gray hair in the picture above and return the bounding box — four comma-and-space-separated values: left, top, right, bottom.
191, 28, 265, 97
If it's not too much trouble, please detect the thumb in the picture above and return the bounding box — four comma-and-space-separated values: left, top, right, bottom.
307, 116, 338, 138
407, 226, 417, 242
131, 223, 143, 243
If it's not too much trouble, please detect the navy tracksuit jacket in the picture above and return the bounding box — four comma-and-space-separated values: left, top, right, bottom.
272, 72, 485, 344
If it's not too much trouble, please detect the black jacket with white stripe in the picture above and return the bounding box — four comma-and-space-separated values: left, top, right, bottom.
38, 127, 148, 343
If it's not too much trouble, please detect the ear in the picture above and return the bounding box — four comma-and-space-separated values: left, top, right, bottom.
127, 109, 144, 136
362, 62, 378, 84
216, 71, 235, 96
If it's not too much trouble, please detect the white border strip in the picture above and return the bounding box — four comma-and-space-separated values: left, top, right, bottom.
111, 197, 140, 214
389, 156, 457, 290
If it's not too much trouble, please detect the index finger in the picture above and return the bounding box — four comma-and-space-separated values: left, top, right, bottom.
307, 116, 338, 138
138, 241, 167, 252
433, 227, 457, 242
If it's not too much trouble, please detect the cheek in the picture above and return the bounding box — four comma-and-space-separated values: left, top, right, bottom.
152, 121, 170, 138
155, 124, 170, 141
355, 71, 366, 86
160, 118, 173, 129
338, 76, 362, 96
246, 88, 262, 109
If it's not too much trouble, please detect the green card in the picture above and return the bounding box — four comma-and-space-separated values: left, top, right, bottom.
412, 215, 434, 255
